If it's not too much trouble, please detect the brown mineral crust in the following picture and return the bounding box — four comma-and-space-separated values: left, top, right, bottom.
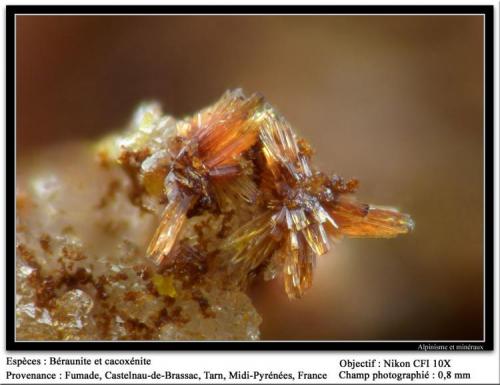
57, 267, 93, 289
17, 244, 56, 310
191, 289, 216, 319
39, 233, 52, 255
17, 243, 38, 269
216, 210, 236, 239
23, 251, 92, 312
123, 318, 155, 340
145, 279, 158, 297
109, 271, 129, 282
30, 273, 57, 310
158, 245, 208, 289
116, 149, 151, 207
61, 244, 87, 261
161, 305, 188, 327
123, 291, 141, 301
94, 275, 109, 300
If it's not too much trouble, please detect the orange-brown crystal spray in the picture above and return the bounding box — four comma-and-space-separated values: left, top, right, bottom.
218, 94, 413, 298
146, 90, 265, 265
105, 89, 414, 299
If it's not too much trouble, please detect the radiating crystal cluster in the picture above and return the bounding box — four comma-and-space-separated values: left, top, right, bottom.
99, 89, 413, 298
16, 89, 412, 341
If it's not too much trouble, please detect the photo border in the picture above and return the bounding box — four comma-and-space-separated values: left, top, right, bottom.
6, 4, 494, 351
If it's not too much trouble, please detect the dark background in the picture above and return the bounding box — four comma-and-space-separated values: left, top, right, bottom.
16, 15, 484, 340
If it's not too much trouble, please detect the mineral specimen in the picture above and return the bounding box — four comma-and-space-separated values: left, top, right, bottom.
16, 89, 413, 341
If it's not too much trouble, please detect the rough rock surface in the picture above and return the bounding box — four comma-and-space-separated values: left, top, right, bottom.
16, 145, 261, 341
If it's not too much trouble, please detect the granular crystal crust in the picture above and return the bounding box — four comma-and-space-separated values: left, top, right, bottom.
16, 89, 413, 341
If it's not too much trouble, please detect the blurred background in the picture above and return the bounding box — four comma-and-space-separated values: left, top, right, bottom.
16, 15, 484, 340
